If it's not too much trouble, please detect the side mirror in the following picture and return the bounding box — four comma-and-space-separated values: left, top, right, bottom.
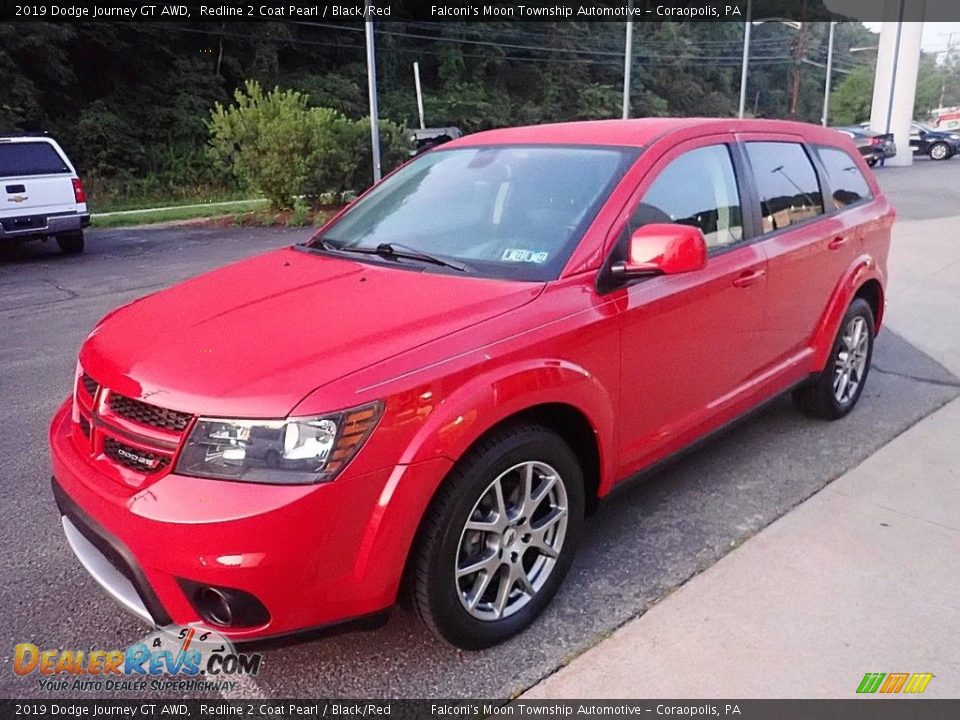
611, 223, 708, 282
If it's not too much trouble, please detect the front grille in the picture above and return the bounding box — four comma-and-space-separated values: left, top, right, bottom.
80, 374, 98, 398
108, 394, 191, 432
103, 438, 170, 474
78, 415, 90, 437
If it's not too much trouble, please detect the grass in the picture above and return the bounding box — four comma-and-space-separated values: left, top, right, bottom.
90, 199, 269, 228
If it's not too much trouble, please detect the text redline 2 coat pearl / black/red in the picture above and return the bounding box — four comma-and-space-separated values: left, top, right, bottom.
50, 118, 892, 649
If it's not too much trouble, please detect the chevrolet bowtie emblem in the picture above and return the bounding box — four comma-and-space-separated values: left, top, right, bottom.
8, 195, 27, 203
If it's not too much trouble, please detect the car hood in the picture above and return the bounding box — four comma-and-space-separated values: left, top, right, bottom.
80, 247, 543, 417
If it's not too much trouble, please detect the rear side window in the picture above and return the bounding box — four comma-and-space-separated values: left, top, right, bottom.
816, 146, 873, 208
744, 142, 824, 233
0, 142, 70, 178
630, 144, 744, 250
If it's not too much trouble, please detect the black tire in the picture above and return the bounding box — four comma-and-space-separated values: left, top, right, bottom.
929, 142, 953, 161
57, 231, 84, 255
408, 423, 584, 649
792, 298, 874, 420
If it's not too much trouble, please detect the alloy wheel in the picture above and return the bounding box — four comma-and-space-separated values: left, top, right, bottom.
931, 143, 949, 160
455, 461, 568, 621
833, 315, 869, 404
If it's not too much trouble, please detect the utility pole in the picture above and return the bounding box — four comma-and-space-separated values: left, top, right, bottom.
738, 0, 753, 119
789, 21, 807, 119
938, 32, 959, 110
413, 62, 426, 130
822, 21, 836, 126
622, 3, 634, 119
364, 0, 381, 183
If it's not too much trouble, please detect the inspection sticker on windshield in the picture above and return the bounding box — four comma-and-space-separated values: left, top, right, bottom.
502, 249, 549, 264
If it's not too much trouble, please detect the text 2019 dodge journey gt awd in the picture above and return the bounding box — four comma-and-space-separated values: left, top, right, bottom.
50, 118, 893, 649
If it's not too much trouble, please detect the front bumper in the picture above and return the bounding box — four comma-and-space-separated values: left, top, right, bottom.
49, 401, 451, 640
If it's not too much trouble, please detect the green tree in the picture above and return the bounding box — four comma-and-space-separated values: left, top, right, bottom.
829, 66, 875, 125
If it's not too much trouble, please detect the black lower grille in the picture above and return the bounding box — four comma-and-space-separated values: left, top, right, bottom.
103, 438, 169, 474
80, 374, 98, 398
78, 415, 90, 437
108, 393, 191, 432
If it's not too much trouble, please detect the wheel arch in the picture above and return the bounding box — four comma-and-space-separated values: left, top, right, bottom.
810, 257, 885, 371
853, 278, 884, 331
397, 400, 603, 612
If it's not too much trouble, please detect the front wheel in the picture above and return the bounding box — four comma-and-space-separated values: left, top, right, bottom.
793, 298, 874, 420
929, 142, 952, 161
408, 424, 584, 649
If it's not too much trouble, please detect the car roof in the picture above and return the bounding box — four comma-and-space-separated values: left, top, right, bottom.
0, 134, 54, 142
444, 117, 845, 150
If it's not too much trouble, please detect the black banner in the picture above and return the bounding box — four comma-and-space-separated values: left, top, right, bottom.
2, 700, 960, 720
0, 0, 953, 23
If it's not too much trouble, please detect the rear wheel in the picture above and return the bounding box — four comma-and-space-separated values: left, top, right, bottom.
408, 424, 584, 649
57, 231, 84, 255
793, 298, 874, 420
929, 142, 952, 161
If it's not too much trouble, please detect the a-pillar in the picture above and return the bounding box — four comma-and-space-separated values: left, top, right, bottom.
869, 1, 925, 166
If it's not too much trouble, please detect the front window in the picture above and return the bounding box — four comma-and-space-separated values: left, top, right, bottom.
310, 145, 637, 281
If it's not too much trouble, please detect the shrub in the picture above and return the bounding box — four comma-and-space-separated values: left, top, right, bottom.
287, 200, 310, 228
208, 80, 411, 210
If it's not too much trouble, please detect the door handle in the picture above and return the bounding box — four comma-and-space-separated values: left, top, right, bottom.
828, 236, 849, 250
733, 269, 765, 288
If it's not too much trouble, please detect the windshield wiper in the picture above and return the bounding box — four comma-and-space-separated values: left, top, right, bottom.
320, 240, 470, 273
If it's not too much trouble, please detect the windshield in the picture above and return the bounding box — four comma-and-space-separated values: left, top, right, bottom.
311, 145, 637, 281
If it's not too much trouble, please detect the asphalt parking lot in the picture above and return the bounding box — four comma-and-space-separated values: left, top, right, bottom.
1, 161, 959, 700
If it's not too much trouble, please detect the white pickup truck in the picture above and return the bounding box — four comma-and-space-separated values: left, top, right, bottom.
0, 135, 89, 254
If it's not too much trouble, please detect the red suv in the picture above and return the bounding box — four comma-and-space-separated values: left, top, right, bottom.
50, 119, 893, 649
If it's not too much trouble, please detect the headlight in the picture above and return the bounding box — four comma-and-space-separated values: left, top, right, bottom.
950, 134, 960, 141
175, 402, 383, 484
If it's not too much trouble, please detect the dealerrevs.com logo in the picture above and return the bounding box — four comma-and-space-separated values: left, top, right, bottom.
14, 627, 261, 693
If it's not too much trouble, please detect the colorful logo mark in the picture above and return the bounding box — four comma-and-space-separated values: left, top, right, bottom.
857, 672, 934, 694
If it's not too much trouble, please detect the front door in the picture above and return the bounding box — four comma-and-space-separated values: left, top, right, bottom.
612, 137, 769, 474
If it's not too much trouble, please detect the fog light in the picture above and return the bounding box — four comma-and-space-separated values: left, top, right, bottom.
197, 587, 233, 626
178, 579, 271, 629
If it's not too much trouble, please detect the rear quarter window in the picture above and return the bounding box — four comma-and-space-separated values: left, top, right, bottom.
744, 141, 824, 233
815, 146, 873, 208
0, 142, 70, 178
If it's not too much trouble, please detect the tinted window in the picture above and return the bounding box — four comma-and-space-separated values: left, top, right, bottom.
745, 142, 824, 233
317, 145, 636, 281
0, 142, 70, 178
630, 144, 743, 250
816, 146, 873, 208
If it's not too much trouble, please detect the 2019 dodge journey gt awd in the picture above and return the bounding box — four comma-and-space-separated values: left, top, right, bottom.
50, 118, 893, 649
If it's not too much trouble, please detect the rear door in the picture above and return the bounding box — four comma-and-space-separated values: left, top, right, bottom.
0, 139, 77, 216
737, 136, 848, 365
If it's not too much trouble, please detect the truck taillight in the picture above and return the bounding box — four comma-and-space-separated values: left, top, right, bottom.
72, 178, 86, 204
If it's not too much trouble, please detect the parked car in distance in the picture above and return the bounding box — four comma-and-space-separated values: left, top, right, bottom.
834, 126, 892, 166
409, 126, 463, 155
0, 134, 88, 253
909, 122, 960, 160
863, 120, 960, 160
51, 118, 893, 650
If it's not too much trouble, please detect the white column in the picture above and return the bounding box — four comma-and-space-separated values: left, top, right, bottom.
869, 2, 925, 167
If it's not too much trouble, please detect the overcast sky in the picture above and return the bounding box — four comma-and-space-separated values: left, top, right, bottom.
862, 22, 960, 52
